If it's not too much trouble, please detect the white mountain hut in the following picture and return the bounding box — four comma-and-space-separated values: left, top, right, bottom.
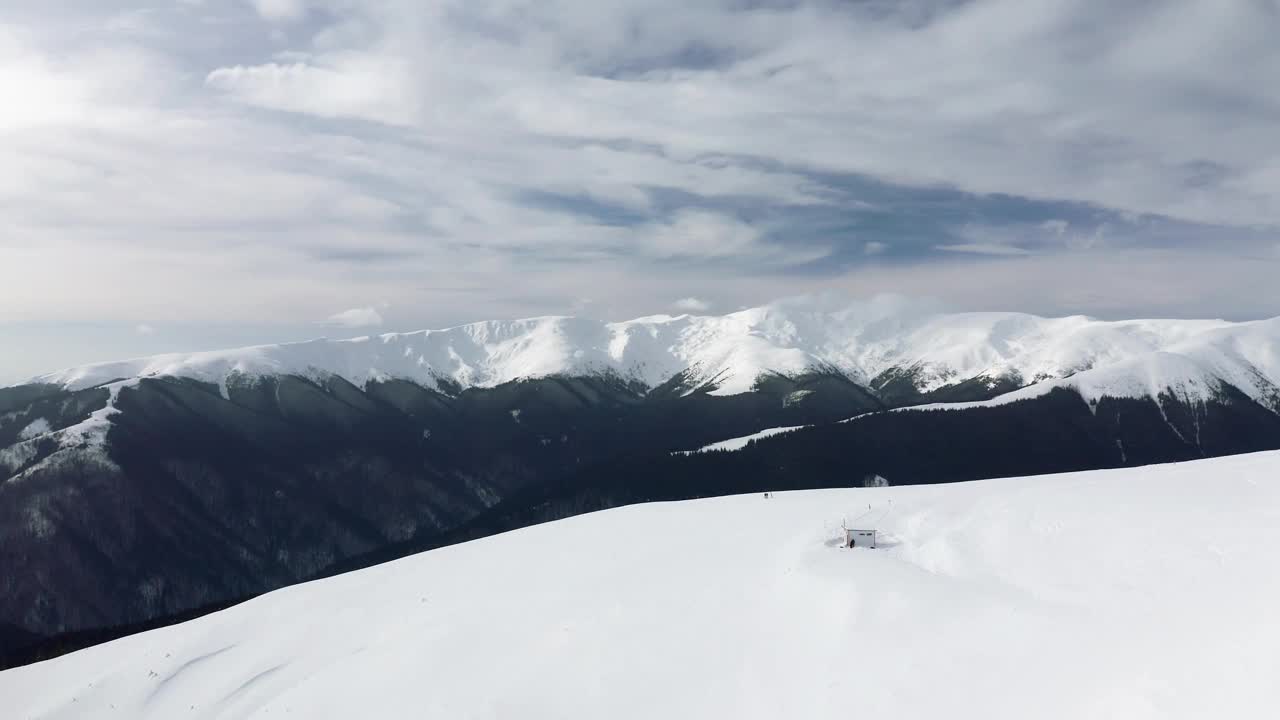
845, 528, 877, 548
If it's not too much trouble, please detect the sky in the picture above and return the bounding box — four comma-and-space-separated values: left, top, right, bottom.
2, 0, 1279, 382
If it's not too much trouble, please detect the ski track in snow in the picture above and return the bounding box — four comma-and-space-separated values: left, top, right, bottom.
4, 451, 1280, 719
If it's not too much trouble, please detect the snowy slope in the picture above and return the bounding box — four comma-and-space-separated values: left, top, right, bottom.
682, 424, 808, 453
19, 297, 1280, 407
883, 319, 1280, 416
4, 451, 1278, 719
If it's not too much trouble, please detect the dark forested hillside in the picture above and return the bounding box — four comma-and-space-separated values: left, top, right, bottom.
0, 371, 878, 666
4, 368, 1280, 669
375, 387, 1280, 559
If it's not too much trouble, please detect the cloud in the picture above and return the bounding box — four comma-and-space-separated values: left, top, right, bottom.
672, 297, 711, 313
636, 210, 820, 263
2, 0, 1280, 378
205, 59, 416, 125
1041, 219, 1069, 237
324, 307, 385, 328
936, 244, 1033, 256
250, 0, 306, 23
198, 0, 1280, 227
822, 249, 1280, 321
135, 324, 157, 336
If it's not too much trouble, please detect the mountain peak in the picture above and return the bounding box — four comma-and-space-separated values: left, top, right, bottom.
16, 302, 1280, 408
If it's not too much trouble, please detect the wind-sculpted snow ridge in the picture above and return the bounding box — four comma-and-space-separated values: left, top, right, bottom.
20, 298, 1280, 406
4, 451, 1278, 719
884, 317, 1280, 415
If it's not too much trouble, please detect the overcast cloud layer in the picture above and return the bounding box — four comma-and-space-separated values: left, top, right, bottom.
2, 0, 1279, 381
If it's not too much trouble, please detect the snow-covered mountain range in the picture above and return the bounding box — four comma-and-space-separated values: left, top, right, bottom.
6, 451, 1278, 719
5, 298, 1280, 669
24, 298, 1280, 409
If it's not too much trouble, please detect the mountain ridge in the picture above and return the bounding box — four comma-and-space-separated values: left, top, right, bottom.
19, 299, 1280, 412
4, 298, 1280, 666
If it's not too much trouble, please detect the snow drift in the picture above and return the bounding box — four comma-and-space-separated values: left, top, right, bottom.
4, 451, 1279, 719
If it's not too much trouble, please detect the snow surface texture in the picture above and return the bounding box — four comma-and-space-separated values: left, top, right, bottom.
21, 297, 1280, 408
0, 380, 135, 481
683, 425, 807, 453
17, 418, 51, 441
5, 451, 1280, 719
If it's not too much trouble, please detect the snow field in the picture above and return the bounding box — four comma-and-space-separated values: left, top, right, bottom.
4, 451, 1280, 719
